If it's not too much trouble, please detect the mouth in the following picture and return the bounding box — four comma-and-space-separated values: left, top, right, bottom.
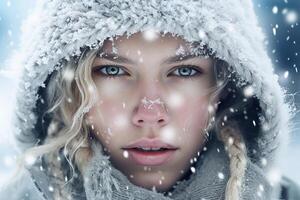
122, 138, 178, 166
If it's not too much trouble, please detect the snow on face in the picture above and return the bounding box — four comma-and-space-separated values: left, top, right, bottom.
142, 29, 159, 42
87, 31, 216, 192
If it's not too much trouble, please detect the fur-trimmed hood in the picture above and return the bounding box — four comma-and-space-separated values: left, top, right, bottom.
10, 0, 295, 199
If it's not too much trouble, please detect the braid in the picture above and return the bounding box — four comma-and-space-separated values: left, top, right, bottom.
217, 124, 247, 200
43, 151, 71, 199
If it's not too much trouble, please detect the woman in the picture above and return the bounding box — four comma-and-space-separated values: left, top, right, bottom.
1, 0, 299, 199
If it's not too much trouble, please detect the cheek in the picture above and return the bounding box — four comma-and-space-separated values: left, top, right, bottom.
87, 99, 130, 147
171, 95, 210, 143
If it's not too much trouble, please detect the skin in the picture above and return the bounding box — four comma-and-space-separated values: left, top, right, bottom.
86, 31, 217, 192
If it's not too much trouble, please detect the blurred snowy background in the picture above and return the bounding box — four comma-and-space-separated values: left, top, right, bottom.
0, 0, 299, 186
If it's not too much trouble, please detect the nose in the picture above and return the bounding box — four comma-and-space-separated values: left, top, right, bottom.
132, 97, 170, 127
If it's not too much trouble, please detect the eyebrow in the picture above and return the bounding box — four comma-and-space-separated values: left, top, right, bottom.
163, 54, 198, 64
97, 52, 198, 65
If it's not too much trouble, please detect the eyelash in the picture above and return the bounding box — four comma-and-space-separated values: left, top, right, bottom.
92, 64, 202, 78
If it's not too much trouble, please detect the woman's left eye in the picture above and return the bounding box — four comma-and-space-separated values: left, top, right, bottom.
169, 65, 202, 77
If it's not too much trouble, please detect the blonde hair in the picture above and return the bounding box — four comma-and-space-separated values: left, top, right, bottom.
17, 48, 249, 200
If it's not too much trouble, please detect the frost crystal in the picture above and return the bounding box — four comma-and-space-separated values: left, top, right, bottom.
175, 45, 186, 56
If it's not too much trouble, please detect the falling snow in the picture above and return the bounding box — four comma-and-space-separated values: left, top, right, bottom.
243, 86, 254, 97
142, 29, 159, 41
272, 6, 278, 14
284, 71, 289, 78
285, 10, 298, 24
267, 168, 282, 186
218, 172, 225, 180
190, 166, 196, 173
48, 186, 54, 192
123, 150, 129, 158
25, 154, 36, 166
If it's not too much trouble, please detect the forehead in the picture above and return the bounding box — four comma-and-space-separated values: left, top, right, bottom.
101, 32, 191, 54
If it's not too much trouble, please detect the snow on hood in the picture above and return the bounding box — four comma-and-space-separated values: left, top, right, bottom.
13, 0, 294, 171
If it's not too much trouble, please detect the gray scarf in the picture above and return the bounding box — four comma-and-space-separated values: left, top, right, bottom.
81, 138, 275, 200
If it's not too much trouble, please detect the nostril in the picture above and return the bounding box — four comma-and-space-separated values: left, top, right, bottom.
138, 119, 144, 123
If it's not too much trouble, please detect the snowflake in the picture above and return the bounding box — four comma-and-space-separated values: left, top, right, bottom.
285, 10, 298, 24
142, 29, 159, 42
168, 92, 184, 109
218, 172, 225, 179
123, 150, 129, 158
243, 85, 254, 97
283, 71, 289, 79
48, 186, 54, 192
161, 126, 176, 143
272, 6, 278, 14
114, 114, 127, 128
190, 166, 196, 173
198, 29, 206, 39
25, 154, 36, 166
267, 168, 282, 186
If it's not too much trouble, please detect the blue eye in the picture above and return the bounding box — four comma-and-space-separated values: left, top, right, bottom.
171, 66, 201, 77
93, 65, 127, 76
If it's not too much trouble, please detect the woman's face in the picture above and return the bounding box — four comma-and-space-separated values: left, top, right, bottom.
87, 31, 216, 192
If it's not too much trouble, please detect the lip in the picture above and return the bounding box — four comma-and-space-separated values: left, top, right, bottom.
122, 138, 178, 166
